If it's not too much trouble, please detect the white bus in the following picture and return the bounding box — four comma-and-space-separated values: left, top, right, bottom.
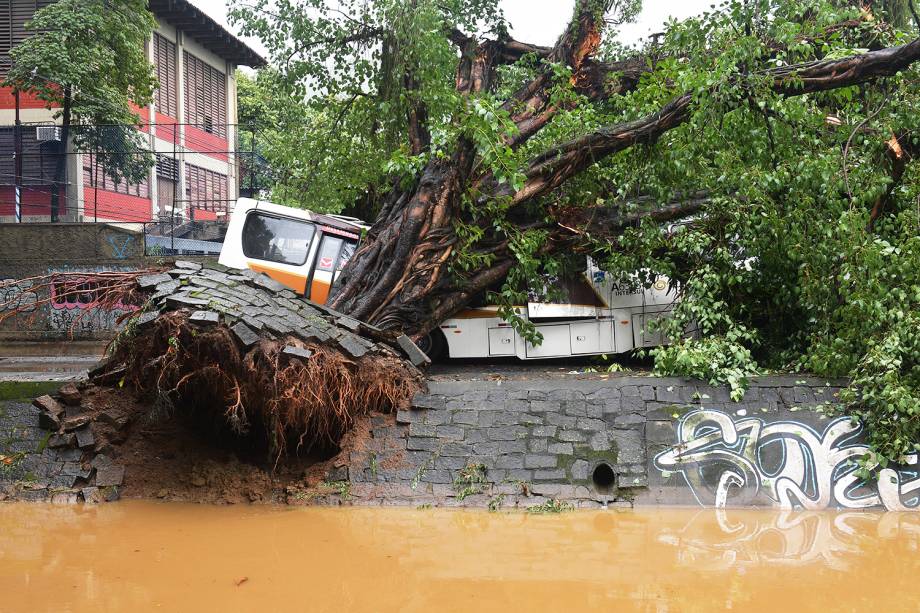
219, 198, 678, 360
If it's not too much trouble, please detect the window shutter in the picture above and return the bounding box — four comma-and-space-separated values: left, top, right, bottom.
184, 52, 227, 137
154, 34, 177, 118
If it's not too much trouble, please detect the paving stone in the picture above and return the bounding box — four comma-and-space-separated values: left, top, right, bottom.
559, 430, 586, 443
261, 317, 293, 335
53, 448, 83, 462
38, 410, 61, 431
81, 486, 104, 503
282, 345, 314, 360
408, 423, 437, 438
488, 426, 527, 441
534, 469, 566, 481
589, 432, 610, 452
33, 395, 64, 418
528, 438, 548, 453
174, 260, 202, 270
406, 437, 439, 452
396, 409, 424, 424
412, 394, 445, 410
524, 455, 558, 469
48, 433, 76, 448
571, 459, 590, 481
62, 415, 91, 431
241, 315, 265, 331
61, 462, 91, 479
531, 425, 557, 437
336, 316, 362, 331
546, 413, 577, 428
495, 441, 527, 454
93, 463, 125, 487
577, 417, 606, 431
337, 335, 369, 358
396, 335, 430, 367
58, 383, 82, 406
134, 311, 160, 328
495, 454, 525, 469
74, 425, 94, 449
50, 491, 80, 504
137, 272, 173, 288
190, 310, 220, 325
252, 274, 287, 293
435, 425, 464, 439
547, 442, 574, 455
166, 294, 210, 308
452, 411, 479, 426
230, 321, 260, 347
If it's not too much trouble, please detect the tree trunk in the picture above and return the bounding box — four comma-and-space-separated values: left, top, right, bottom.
50, 86, 72, 223
329, 24, 920, 340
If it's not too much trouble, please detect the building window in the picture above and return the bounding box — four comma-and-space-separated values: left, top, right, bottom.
184, 52, 227, 137
1, 1, 54, 77
185, 164, 228, 213
83, 153, 150, 198
153, 33, 178, 118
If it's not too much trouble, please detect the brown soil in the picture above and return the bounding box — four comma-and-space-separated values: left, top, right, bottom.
78, 383, 376, 505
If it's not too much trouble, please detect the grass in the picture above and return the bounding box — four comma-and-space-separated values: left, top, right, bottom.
527, 499, 574, 514
0, 381, 62, 402
453, 463, 487, 501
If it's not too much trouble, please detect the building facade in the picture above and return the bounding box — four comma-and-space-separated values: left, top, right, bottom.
0, 0, 264, 224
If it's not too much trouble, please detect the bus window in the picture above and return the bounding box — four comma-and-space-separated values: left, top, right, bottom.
316, 236, 344, 272
242, 212, 316, 266
332, 240, 357, 285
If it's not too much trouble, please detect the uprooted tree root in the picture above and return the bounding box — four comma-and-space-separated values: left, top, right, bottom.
103, 310, 423, 463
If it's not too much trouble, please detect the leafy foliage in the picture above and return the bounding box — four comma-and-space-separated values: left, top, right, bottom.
3, 0, 157, 185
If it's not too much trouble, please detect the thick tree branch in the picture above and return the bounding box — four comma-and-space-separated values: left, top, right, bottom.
505, 38, 920, 207
500, 0, 613, 148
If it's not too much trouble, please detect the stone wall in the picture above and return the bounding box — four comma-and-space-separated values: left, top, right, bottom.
326, 375, 920, 511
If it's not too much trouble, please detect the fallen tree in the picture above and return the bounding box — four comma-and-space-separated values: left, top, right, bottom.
6, 0, 920, 466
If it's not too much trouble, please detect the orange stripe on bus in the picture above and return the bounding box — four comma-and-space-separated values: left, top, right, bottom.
310, 279, 331, 305
248, 263, 307, 294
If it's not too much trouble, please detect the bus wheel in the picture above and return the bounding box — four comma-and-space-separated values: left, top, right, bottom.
416, 329, 446, 362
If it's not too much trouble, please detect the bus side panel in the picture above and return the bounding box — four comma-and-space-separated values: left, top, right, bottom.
218, 199, 257, 270
440, 316, 494, 358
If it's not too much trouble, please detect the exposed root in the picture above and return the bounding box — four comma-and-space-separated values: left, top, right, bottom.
0, 270, 156, 336
106, 310, 422, 463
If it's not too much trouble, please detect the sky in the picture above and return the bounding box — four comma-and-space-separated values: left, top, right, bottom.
188, 0, 714, 59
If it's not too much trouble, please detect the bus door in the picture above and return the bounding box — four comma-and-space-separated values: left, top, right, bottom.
307, 232, 358, 304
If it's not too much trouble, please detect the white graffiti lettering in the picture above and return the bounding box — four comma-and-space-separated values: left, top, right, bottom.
655, 409, 920, 510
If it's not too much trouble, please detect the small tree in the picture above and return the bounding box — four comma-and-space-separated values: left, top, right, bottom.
3, 0, 158, 221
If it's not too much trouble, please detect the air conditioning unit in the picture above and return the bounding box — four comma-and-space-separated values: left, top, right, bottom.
35, 126, 62, 142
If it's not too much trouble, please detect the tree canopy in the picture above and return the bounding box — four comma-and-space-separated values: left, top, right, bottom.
3, 0, 158, 188
231, 0, 920, 472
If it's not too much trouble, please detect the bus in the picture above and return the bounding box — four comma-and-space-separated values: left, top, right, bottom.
219, 198, 678, 360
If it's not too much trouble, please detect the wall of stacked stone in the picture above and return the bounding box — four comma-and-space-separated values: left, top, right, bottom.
328, 375, 920, 511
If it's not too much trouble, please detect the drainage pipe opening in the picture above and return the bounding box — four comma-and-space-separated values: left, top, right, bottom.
591, 462, 617, 494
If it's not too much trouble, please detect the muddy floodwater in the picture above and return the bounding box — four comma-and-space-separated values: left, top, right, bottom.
3, 503, 920, 612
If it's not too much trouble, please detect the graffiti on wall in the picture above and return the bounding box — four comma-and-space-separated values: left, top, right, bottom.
655, 409, 920, 511
1, 279, 37, 313
47, 266, 137, 334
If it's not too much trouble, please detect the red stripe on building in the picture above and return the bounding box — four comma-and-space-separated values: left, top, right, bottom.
0, 87, 56, 109
184, 124, 228, 161
83, 188, 151, 222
